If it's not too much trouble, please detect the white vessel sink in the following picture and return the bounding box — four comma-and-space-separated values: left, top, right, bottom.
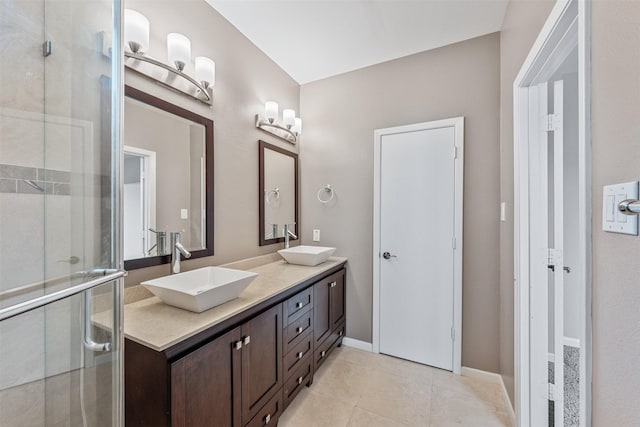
278, 245, 336, 267
141, 267, 258, 313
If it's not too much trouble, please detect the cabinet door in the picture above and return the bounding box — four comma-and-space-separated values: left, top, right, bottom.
241, 304, 283, 423
171, 327, 242, 427
330, 269, 346, 329
313, 275, 332, 346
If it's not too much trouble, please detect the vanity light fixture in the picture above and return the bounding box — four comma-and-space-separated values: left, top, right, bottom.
123, 9, 215, 105
256, 102, 302, 144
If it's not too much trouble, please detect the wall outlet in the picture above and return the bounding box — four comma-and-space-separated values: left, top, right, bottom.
181, 209, 188, 219
313, 229, 321, 242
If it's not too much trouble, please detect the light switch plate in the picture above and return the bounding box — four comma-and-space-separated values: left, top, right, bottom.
313, 229, 321, 242
602, 181, 638, 235
181, 209, 188, 220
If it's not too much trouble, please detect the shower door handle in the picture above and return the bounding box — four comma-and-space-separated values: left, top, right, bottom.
83, 290, 111, 352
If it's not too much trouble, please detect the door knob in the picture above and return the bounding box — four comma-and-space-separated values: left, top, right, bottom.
382, 252, 396, 260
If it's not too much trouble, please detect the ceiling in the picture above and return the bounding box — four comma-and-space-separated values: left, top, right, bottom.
205, 0, 509, 84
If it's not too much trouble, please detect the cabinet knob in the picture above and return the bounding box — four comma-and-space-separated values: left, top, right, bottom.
297, 351, 303, 359
297, 376, 303, 385
329, 281, 337, 288
264, 413, 271, 424
234, 341, 242, 350
295, 302, 303, 309
243, 336, 251, 346
296, 327, 303, 334
320, 350, 326, 358
339, 330, 343, 337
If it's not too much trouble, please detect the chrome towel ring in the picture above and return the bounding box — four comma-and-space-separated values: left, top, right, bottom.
317, 184, 334, 204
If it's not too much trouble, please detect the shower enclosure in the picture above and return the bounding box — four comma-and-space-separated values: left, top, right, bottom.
0, 0, 124, 425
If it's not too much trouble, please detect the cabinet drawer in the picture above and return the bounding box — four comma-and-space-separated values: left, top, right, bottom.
314, 322, 345, 372
284, 309, 313, 354
284, 286, 313, 325
245, 389, 282, 427
283, 356, 313, 410
284, 331, 313, 378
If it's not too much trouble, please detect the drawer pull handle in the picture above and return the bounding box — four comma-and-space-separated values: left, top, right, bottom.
329, 281, 337, 288
296, 327, 303, 334
264, 413, 271, 424
297, 351, 303, 359
320, 350, 326, 358
243, 335, 251, 346
297, 376, 303, 385
295, 302, 304, 309
234, 341, 242, 350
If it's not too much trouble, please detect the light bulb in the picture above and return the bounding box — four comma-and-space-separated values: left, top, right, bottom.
167, 33, 191, 71
282, 109, 295, 129
195, 57, 215, 89
124, 9, 149, 53
265, 101, 278, 124
292, 118, 302, 135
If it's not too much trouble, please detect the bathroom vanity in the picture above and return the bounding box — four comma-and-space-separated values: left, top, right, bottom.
122, 254, 347, 426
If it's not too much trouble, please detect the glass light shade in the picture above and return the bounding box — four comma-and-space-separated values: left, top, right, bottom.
292, 118, 302, 135
282, 109, 296, 129
167, 33, 191, 71
265, 101, 278, 123
195, 57, 215, 89
124, 9, 149, 53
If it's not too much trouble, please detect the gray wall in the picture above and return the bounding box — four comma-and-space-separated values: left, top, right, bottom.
498, 0, 555, 404
591, 1, 640, 423
124, 0, 300, 286
299, 33, 501, 373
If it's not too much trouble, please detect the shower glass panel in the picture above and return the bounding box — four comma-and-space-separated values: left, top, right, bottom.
0, 0, 123, 425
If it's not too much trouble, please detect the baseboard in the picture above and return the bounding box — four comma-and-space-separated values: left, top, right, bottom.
461, 367, 516, 425
341, 337, 373, 352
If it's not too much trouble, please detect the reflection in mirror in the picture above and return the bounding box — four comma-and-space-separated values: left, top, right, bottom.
259, 140, 298, 246
123, 86, 213, 270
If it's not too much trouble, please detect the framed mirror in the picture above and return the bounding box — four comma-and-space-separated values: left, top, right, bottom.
123, 85, 214, 270
259, 140, 299, 246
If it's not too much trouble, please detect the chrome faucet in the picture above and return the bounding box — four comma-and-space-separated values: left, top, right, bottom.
283, 224, 298, 249
170, 232, 191, 274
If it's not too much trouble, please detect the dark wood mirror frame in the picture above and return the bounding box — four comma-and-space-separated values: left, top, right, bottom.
259, 140, 299, 246
123, 85, 214, 270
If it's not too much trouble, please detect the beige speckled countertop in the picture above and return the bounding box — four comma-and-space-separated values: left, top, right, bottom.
109, 254, 347, 352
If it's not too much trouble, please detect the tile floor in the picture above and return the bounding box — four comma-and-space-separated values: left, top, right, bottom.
279, 346, 512, 427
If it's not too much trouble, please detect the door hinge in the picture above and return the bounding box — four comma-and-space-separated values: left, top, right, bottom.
548, 383, 563, 402
544, 114, 561, 132
42, 40, 52, 57
451, 328, 455, 341
453, 146, 458, 159
452, 237, 456, 250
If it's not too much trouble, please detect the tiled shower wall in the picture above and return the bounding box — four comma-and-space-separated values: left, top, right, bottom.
0, 0, 113, 391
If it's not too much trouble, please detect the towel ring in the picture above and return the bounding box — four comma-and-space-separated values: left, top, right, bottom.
266, 187, 280, 204
317, 184, 334, 204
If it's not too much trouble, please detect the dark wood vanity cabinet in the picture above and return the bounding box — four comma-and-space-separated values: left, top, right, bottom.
125, 265, 346, 427
170, 327, 242, 427
313, 269, 346, 371
171, 304, 282, 427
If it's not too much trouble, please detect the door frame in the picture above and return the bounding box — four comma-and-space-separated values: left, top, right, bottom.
513, 0, 591, 425
372, 117, 464, 374
123, 145, 156, 257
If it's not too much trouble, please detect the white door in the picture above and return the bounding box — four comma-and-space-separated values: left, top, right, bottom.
375, 118, 463, 372
530, 80, 567, 427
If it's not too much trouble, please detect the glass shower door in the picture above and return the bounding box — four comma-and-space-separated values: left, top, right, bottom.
0, 0, 123, 425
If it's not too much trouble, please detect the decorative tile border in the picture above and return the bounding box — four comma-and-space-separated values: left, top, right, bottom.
0, 164, 71, 195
